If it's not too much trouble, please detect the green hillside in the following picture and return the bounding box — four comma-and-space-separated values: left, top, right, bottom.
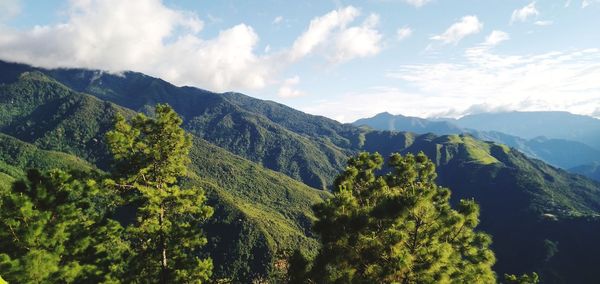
186, 136, 329, 280
0, 72, 327, 282
0, 133, 93, 190
2, 61, 600, 282
362, 131, 600, 281
36, 66, 355, 190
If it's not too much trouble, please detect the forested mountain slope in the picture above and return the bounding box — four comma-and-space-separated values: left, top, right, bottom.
0, 71, 328, 282
2, 60, 600, 282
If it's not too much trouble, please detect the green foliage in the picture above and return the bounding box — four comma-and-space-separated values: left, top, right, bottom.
0, 71, 126, 168
0, 71, 327, 281
304, 152, 496, 283
0, 132, 92, 177
504, 272, 540, 284
106, 104, 213, 283
4, 61, 600, 282
0, 169, 128, 283
287, 250, 310, 284
188, 136, 329, 280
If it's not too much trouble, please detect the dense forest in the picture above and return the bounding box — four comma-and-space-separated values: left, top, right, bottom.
0, 103, 531, 283
1, 61, 600, 283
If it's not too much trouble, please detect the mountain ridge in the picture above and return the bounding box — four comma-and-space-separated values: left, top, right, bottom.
354, 111, 600, 181
2, 60, 600, 282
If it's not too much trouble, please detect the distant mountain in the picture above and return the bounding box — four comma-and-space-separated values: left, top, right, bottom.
470, 131, 600, 171
354, 112, 462, 135
354, 112, 600, 180
455, 111, 600, 151
3, 60, 600, 282
571, 162, 600, 182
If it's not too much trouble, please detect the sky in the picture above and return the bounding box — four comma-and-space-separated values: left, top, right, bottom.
0, 0, 599, 122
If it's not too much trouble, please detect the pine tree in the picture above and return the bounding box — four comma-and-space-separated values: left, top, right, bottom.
305, 152, 496, 283
106, 104, 213, 283
0, 169, 128, 283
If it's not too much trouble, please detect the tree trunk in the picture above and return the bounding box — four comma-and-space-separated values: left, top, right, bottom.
160, 206, 168, 283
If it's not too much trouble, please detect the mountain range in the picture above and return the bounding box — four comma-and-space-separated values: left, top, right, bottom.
2, 60, 600, 282
354, 112, 600, 182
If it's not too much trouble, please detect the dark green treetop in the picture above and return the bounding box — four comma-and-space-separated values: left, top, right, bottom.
0, 169, 128, 283
106, 104, 213, 283
305, 152, 496, 283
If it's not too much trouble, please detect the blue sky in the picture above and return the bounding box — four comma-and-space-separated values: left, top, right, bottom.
0, 0, 599, 122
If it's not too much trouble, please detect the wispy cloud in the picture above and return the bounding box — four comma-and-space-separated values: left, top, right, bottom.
277, 76, 306, 98
430, 15, 483, 45
272, 16, 283, 25
511, 2, 539, 24
534, 20, 553, 26
483, 30, 510, 46
386, 47, 600, 118
308, 46, 600, 122
403, 0, 432, 8
582, 0, 600, 8
396, 26, 413, 41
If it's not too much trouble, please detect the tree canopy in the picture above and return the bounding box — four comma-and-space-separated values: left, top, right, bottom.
302, 152, 496, 283
0, 169, 127, 283
0, 104, 213, 283
106, 104, 213, 283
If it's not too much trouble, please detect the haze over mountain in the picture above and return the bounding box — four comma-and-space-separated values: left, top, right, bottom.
2, 60, 600, 282
354, 112, 600, 182
454, 112, 600, 151
353, 112, 462, 135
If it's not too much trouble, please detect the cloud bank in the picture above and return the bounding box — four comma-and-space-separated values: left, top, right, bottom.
0, 1, 382, 93
304, 34, 600, 122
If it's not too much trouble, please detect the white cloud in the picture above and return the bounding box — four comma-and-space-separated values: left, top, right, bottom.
0, 0, 21, 21
565, 0, 572, 7
403, 0, 432, 7
396, 26, 413, 41
329, 14, 382, 63
272, 16, 283, 25
592, 107, 600, 118
511, 2, 539, 24
385, 48, 600, 118
0, 0, 278, 92
302, 87, 447, 122
581, 0, 600, 7
288, 6, 382, 63
0, 3, 385, 93
534, 20, 553, 26
582, 0, 591, 7
430, 15, 483, 45
308, 46, 600, 122
483, 30, 510, 46
289, 6, 359, 61
277, 76, 306, 98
